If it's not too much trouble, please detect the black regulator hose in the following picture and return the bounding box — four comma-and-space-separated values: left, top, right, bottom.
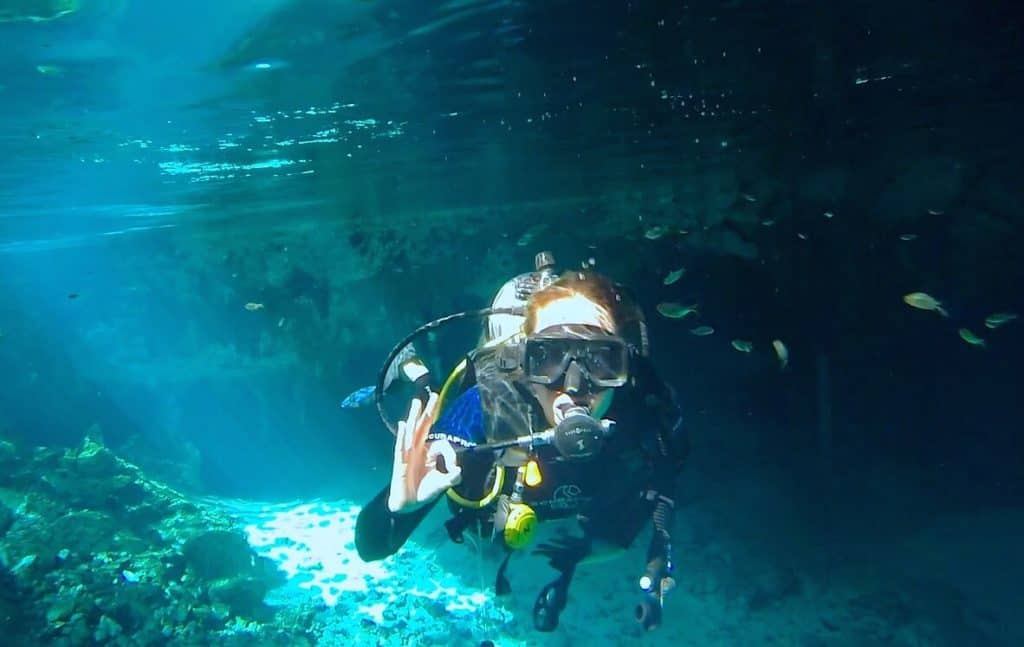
374, 306, 525, 435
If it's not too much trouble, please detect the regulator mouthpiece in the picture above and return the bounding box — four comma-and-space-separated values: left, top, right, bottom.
552, 406, 607, 460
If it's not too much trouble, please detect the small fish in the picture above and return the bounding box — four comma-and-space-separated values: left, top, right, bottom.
741, 193, 758, 203
958, 328, 985, 348
984, 313, 1018, 329
340, 385, 376, 408
903, 292, 948, 317
11, 554, 36, 575
797, 232, 808, 240
772, 339, 789, 369
823, 211, 835, 219
644, 225, 668, 240
277, 317, 286, 328
242, 58, 290, 73
731, 339, 753, 353
927, 209, 945, 216
67, 293, 79, 300
656, 302, 698, 319
899, 234, 918, 241
689, 325, 715, 336
662, 268, 685, 285
36, 64, 64, 76
761, 219, 776, 227
244, 302, 264, 311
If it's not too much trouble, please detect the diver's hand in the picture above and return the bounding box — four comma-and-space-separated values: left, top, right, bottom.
387, 391, 462, 514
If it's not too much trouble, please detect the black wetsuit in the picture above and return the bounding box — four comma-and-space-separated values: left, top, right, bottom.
355, 354, 687, 567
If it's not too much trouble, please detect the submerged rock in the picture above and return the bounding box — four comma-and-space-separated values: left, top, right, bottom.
0, 435, 311, 645
45, 590, 79, 624
50, 510, 120, 555
93, 614, 123, 642
67, 436, 119, 477
208, 576, 271, 617
183, 530, 255, 581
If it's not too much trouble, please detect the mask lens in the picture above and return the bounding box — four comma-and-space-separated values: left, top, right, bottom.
580, 340, 628, 385
525, 336, 628, 387
525, 338, 571, 384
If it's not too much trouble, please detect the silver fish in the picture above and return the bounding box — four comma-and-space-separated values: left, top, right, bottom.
903, 292, 948, 318
645, 225, 668, 240
657, 302, 698, 319
984, 313, 1018, 329
662, 268, 685, 285
958, 328, 986, 348
731, 339, 753, 353
772, 339, 789, 369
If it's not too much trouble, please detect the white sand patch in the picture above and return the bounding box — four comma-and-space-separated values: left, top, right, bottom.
221, 497, 504, 621
239, 500, 392, 606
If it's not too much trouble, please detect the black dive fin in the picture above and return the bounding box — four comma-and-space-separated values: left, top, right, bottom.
495, 550, 513, 596
533, 573, 570, 632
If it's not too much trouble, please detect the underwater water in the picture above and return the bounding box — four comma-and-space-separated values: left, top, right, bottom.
1, 0, 1023, 645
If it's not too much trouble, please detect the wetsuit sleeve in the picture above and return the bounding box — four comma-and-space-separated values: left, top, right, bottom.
356, 379, 485, 562
355, 484, 442, 561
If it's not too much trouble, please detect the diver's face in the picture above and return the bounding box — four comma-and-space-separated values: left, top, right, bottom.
529, 374, 614, 427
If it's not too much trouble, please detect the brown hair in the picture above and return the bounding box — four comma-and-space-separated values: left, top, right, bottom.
525, 271, 647, 353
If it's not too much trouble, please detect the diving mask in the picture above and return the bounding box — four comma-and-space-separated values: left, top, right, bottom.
523, 325, 630, 389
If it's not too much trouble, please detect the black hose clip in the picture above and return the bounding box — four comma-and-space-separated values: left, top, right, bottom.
634, 591, 663, 631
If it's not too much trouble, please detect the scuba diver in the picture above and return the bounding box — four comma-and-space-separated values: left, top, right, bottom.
354, 252, 688, 632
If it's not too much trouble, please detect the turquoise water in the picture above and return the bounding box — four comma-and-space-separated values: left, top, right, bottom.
1, 1, 1023, 645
